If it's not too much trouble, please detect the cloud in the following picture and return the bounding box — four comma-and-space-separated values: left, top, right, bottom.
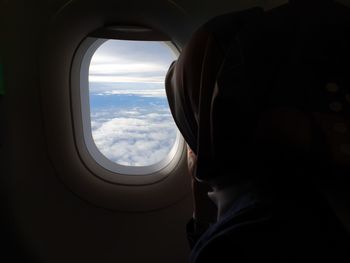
89, 75, 165, 84
91, 107, 178, 166
89, 62, 165, 74
94, 89, 166, 97
89, 82, 165, 96
89, 39, 176, 84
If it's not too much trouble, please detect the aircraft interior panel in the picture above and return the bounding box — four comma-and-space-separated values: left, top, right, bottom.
0, 0, 349, 262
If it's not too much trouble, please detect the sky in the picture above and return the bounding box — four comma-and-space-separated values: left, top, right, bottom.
88, 39, 178, 167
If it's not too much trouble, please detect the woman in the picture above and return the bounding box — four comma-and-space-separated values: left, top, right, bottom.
165, 1, 350, 262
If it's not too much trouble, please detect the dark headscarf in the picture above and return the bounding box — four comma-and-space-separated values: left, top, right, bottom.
165, 0, 350, 183
166, 7, 266, 183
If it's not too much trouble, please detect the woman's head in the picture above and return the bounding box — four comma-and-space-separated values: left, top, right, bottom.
165, 2, 350, 184
165, 7, 270, 183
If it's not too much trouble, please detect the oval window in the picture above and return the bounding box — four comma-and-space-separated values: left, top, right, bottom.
75, 35, 184, 177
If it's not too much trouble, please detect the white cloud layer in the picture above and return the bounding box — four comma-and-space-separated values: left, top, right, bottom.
94, 88, 166, 97
89, 75, 165, 84
90, 62, 165, 74
91, 107, 177, 166
89, 39, 175, 84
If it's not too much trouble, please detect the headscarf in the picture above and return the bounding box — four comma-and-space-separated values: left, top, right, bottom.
165, 1, 350, 183
166, 7, 265, 183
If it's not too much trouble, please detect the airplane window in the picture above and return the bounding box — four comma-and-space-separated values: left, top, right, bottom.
87, 39, 179, 169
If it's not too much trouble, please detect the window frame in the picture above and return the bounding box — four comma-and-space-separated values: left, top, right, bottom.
71, 27, 185, 185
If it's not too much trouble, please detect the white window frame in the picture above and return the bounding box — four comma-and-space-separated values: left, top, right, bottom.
71, 28, 185, 185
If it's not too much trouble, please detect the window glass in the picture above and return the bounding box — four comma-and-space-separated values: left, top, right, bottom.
88, 40, 178, 167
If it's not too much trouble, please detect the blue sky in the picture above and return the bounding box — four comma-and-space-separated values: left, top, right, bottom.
89, 39, 178, 166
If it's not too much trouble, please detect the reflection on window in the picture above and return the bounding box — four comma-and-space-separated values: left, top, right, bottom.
88, 40, 178, 166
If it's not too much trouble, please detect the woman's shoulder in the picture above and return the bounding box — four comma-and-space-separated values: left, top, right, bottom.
190, 204, 277, 263
191, 196, 350, 263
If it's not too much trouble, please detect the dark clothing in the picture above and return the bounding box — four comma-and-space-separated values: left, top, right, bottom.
187, 191, 350, 263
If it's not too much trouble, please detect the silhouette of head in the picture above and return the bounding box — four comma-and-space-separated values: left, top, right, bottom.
165, 0, 350, 184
